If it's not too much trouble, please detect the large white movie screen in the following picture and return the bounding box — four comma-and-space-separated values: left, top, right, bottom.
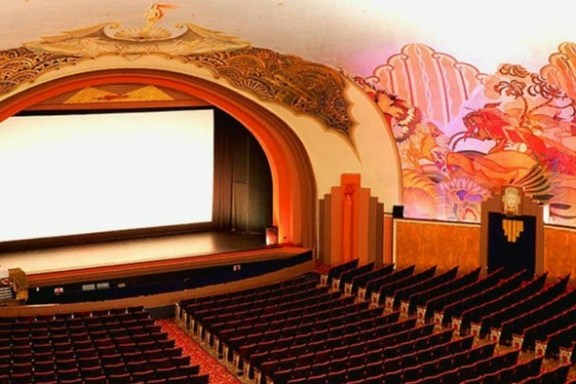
0, 109, 214, 242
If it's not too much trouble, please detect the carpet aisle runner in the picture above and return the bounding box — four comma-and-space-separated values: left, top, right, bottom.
158, 319, 241, 384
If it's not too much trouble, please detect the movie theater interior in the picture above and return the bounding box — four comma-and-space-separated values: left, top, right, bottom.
1, 1, 576, 383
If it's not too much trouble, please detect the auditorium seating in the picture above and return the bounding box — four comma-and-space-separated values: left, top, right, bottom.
522, 305, 576, 350
374, 266, 437, 307
319, 258, 359, 286
476, 274, 570, 339
171, 261, 576, 384
346, 263, 394, 297
0, 306, 208, 384
420, 267, 507, 324
444, 269, 528, 327
389, 266, 459, 315
408, 267, 481, 319
360, 264, 415, 301
516, 363, 571, 384
455, 272, 548, 336
332, 261, 375, 291
497, 283, 576, 346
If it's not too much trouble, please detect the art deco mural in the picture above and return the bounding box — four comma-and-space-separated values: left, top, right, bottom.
354, 44, 576, 227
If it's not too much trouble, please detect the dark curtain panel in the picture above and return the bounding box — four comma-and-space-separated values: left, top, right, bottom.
212, 109, 272, 233
212, 110, 234, 230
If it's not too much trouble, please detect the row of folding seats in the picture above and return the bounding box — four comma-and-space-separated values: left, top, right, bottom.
192, 281, 327, 320
379, 334, 475, 373
423, 267, 508, 322
320, 258, 359, 286
360, 264, 415, 300
389, 266, 459, 311
374, 266, 438, 307
181, 274, 319, 315
332, 262, 375, 290
497, 285, 576, 344
248, 316, 418, 377
0, 310, 152, 335
476, 274, 570, 339
0, 342, 186, 366
240, 314, 416, 373
521, 305, 576, 350
0, 358, 202, 382
0, 307, 205, 384
346, 263, 394, 295
515, 362, 571, 384
198, 289, 335, 339
223, 310, 389, 361
190, 282, 329, 325
239, 319, 452, 382
0, 372, 209, 384
0, 338, 177, 366
193, 294, 356, 339
1, 359, 201, 383
0, 325, 164, 359
270, 330, 455, 384
272, 341, 498, 384
539, 319, 576, 357
456, 272, 548, 335
234, 306, 397, 370
0, 306, 144, 324
400, 350, 528, 384
469, 356, 543, 384
458, 355, 540, 384
407, 267, 481, 317
222, 303, 387, 355
438, 346, 517, 384
204, 291, 347, 351
180, 273, 316, 308
1, 349, 191, 370
257, 323, 435, 384
439, 269, 528, 327
229, 298, 366, 352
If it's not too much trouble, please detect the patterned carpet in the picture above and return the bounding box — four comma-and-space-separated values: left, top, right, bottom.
158, 319, 241, 384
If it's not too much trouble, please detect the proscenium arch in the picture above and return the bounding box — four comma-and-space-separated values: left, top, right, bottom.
0, 69, 317, 250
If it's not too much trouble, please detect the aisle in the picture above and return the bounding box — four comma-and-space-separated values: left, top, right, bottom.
158, 319, 242, 384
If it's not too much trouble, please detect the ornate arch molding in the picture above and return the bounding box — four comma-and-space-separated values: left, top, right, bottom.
0, 69, 317, 249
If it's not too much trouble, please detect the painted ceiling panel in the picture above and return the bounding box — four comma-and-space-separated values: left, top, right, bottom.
2, 0, 575, 76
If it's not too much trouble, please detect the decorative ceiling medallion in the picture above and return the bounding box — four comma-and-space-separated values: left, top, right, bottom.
23, 23, 250, 59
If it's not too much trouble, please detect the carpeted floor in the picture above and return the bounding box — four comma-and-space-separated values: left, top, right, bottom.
158, 319, 242, 384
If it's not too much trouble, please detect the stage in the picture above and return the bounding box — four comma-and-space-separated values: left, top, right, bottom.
0, 231, 308, 287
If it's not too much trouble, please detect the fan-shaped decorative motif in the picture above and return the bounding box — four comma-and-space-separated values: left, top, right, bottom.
0, 48, 79, 94
185, 47, 352, 136
369, 44, 485, 126
541, 43, 576, 98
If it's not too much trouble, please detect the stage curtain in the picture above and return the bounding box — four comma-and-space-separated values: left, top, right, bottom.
213, 110, 272, 233
212, 110, 234, 230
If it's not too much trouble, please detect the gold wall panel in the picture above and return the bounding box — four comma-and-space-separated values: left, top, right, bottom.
396, 220, 576, 281
394, 220, 481, 273
543, 226, 576, 280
